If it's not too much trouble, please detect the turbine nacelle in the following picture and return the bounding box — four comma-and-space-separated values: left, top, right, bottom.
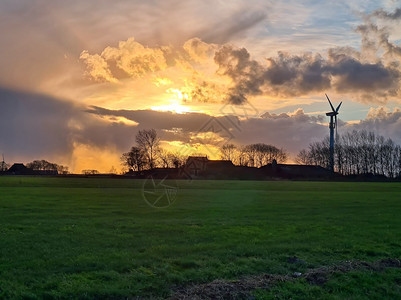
326, 111, 338, 117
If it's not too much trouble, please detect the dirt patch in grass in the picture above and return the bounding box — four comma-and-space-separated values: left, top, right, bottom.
170, 258, 401, 299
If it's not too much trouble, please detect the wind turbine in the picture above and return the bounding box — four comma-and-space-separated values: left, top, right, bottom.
1, 154, 6, 172
325, 94, 342, 172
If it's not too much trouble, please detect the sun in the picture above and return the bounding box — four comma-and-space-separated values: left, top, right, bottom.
151, 99, 191, 114
150, 88, 191, 114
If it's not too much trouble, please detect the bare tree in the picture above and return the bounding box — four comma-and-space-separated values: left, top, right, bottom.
168, 152, 187, 168
135, 129, 160, 169
220, 144, 236, 161
57, 165, 69, 175
240, 143, 287, 167
121, 146, 146, 172
235, 146, 248, 166
82, 170, 99, 175
157, 148, 171, 168
296, 149, 312, 165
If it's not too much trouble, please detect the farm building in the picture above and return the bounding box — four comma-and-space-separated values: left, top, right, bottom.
260, 161, 334, 179
7, 163, 33, 175
183, 157, 235, 178
6, 163, 58, 175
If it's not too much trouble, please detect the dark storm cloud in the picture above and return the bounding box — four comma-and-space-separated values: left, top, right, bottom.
326, 48, 400, 95
213, 43, 400, 104
3, 91, 398, 164
0, 88, 136, 163
207, 7, 401, 105
86, 106, 329, 158
235, 109, 328, 154
214, 44, 265, 104
86, 105, 240, 143
265, 52, 331, 95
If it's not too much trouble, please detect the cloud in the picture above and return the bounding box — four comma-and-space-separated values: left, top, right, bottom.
101, 38, 169, 77
326, 48, 400, 98
2, 0, 389, 107
0, 0, 269, 99
371, 8, 401, 20
86, 105, 329, 159
356, 15, 401, 62
237, 109, 328, 154
80, 51, 118, 83
79, 5, 401, 106
209, 7, 401, 104
0, 88, 137, 171
3, 88, 400, 169
213, 44, 400, 103
80, 38, 172, 82
196, 10, 267, 44
183, 38, 217, 63
349, 107, 401, 145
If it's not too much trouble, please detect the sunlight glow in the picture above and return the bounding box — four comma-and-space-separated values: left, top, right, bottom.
151, 99, 191, 114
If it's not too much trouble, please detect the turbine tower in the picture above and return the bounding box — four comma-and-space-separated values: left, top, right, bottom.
325, 94, 342, 172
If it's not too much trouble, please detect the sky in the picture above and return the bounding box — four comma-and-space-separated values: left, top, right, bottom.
1, 0, 401, 172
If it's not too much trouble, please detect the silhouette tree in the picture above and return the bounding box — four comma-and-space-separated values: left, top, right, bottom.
157, 149, 187, 168
121, 146, 146, 172
135, 129, 160, 169
220, 144, 236, 161
219, 143, 287, 167
296, 149, 312, 165
169, 152, 187, 168
26, 159, 68, 174
82, 169, 99, 175
242, 143, 287, 167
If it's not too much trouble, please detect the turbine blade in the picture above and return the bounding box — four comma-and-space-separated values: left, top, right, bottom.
325, 94, 336, 112
336, 101, 342, 113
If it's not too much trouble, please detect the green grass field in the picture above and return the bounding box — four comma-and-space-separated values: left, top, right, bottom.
0, 177, 401, 299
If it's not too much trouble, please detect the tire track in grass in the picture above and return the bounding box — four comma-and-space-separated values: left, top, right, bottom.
170, 258, 401, 299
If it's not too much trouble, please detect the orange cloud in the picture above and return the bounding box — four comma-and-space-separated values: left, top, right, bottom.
80, 50, 118, 83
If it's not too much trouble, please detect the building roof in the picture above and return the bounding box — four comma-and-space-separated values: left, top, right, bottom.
7, 163, 35, 175
8, 163, 28, 172
186, 156, 208, 161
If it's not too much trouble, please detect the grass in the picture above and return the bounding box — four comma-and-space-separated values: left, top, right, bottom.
0, 176, 401, 299
252, 268, 401, 299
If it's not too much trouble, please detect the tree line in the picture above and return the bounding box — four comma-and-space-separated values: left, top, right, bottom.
297, 130, 401, 178
220, 143, 287, 167
0, 158, 69, 174
26, 160, 69, 174
121, 129, 288, 171
121, 129, 190, 172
